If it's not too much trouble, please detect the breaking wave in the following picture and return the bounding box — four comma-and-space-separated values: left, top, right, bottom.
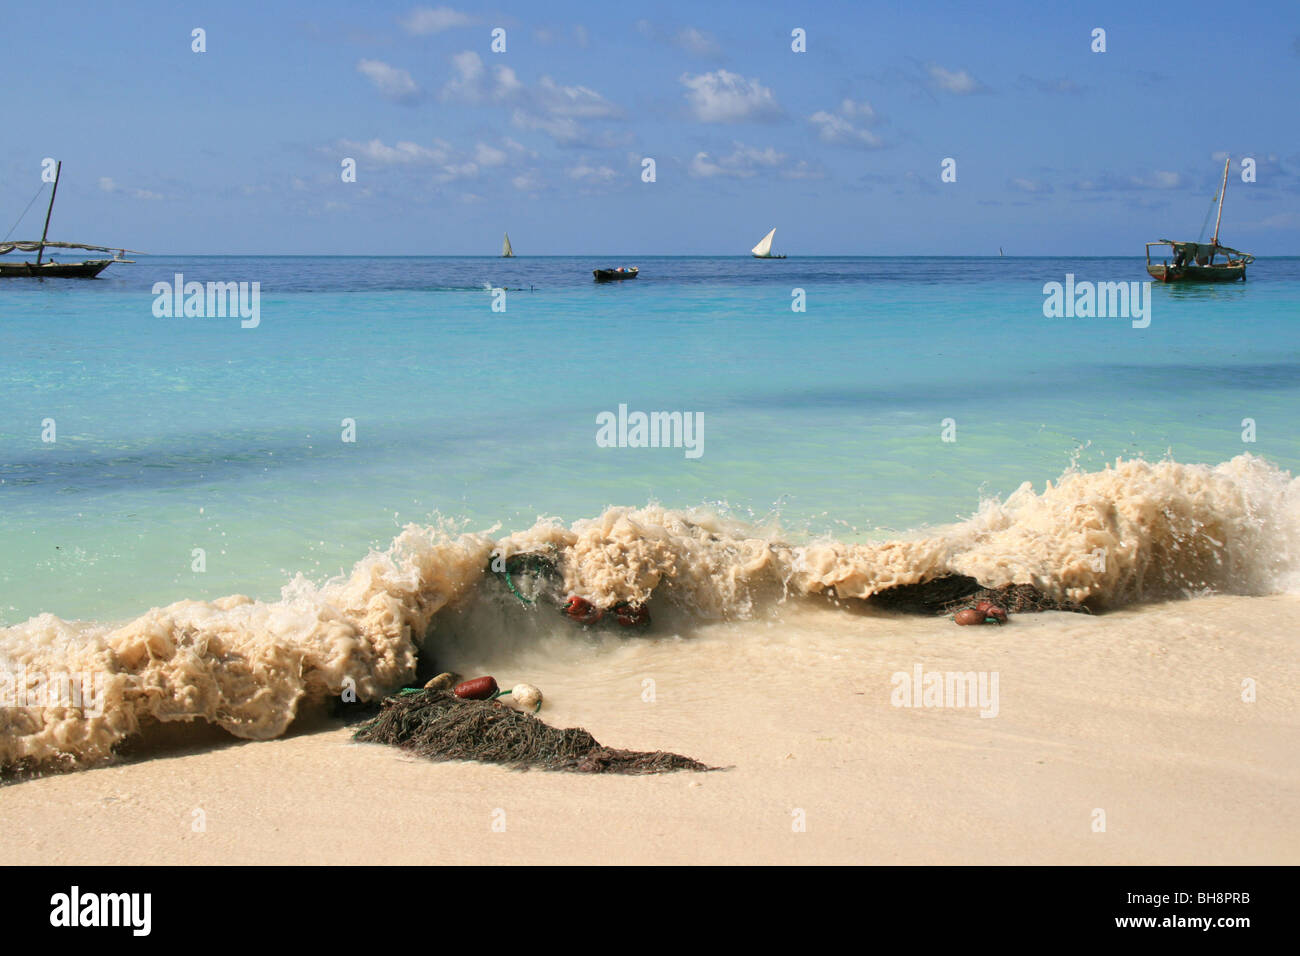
2, 454, 1297, 771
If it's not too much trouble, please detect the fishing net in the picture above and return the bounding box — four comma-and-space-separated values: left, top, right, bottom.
353, 689, 716, 774
867, 574, 1090, 615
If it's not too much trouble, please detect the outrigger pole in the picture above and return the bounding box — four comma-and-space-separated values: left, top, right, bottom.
35, 160, 61, 268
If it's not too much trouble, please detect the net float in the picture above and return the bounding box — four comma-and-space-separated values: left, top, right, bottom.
953, 608, 984, 626
424, 672, 461, 691
564, 596, 603, 625
975, 600, 1008, 624
510, 682, 543, 713
453, 676, 499, 700
613, 602, 651, 627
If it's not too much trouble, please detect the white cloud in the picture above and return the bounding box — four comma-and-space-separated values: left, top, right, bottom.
535, 76, 621, 118
97, 176, 164, 200
1009, 177, 1052, 194
674, 27, 721, 57
809, 99, 882, 148
840, 99, 876, 121
443, 54, 610, 123
636, 20, 722, 58
357, 59, 420, 102
435, 162, 479, 183
474, 142, 508, 166
439, 51, 522, 104
681, 70, 781, 123
511, 109, 582, 144
568, 162, 617, 184
689, 142, 786, 178
401, 6, 475, 35
1071, 170, 1184, 192
927, 64, 985, 95
782, 160, 825, 181
441, 50, 622, 145
493, 64, 525, 99
338, 138, 451, 165
334, 137, 532, 185
441, 51, 490, 101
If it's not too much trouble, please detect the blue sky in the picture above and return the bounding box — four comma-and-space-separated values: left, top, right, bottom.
3, 0, 1298, 255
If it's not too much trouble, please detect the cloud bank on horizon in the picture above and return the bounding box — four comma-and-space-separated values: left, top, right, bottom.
2, 0, 1297, 255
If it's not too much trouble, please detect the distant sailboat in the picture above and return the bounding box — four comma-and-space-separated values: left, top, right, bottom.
501, 232, 514, 257
751, 228, 786, 259
999, 247, 1004, 257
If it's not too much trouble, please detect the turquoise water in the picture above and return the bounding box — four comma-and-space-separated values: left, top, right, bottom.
2, 255, 1297, 624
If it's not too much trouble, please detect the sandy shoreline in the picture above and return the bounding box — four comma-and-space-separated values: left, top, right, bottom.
3, 593, 1297, 865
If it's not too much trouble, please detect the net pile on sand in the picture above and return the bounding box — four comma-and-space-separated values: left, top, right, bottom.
353, 689, 716, 774
866, 574, 1090, 615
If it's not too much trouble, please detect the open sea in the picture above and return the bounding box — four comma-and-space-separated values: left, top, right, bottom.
3, 254, 1300, 769
3, 255, 1297, 624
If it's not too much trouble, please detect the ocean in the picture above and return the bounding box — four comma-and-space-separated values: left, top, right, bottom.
2, 255, 1298, 769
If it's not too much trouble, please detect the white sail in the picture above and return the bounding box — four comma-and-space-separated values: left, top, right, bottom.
751, 228, 776, 257
502, 232, 513, 257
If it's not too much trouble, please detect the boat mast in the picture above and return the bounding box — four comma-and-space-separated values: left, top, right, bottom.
35, 160, 61, 267
1211, 156, 1230, 248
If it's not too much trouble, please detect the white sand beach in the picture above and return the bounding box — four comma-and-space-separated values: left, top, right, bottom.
4, 593, 1295, 865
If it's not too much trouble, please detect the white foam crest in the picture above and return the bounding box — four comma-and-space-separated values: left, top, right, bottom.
2, 455, 1295, 770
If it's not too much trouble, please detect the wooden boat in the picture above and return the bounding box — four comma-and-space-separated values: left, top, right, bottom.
501, 232, 514, 257
0, 254, 116, 278
593, 267, 638, 282
751, 227, 786, 259
1145, 158, 1252, 283
0, 161, 138, 279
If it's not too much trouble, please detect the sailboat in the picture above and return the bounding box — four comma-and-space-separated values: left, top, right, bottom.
751, 228, 786, 259
0, 161, 139, 278
501, 232, 514, 257
1145, 157, 1253, 283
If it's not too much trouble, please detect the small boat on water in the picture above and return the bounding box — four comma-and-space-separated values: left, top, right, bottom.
1145, 157, 1253, 283
501, 232, 514, 257
751, 227, 786, 259
0, 161, 139, 279
594, 266, 638, 282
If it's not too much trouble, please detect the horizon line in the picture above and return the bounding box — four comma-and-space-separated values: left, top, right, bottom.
35, 253, 1297, 259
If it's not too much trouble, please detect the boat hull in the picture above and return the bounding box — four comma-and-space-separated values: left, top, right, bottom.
752, 254, 786, 259
1146, 263, 1246, 283
593, 269, 638, 282
0, 259, 113, 278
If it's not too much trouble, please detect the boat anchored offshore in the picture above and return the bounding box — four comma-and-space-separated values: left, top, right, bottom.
751, 227, 786, 259
1145, 158, 1253, 283
593, 266, 638, 282
0, 161, 139, 278
501, 232, 514, 257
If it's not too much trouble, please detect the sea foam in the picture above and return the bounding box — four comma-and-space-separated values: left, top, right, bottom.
2, 454, 1296, 771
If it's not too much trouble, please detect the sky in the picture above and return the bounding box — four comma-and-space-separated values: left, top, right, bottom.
3, 0, 1298, 255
